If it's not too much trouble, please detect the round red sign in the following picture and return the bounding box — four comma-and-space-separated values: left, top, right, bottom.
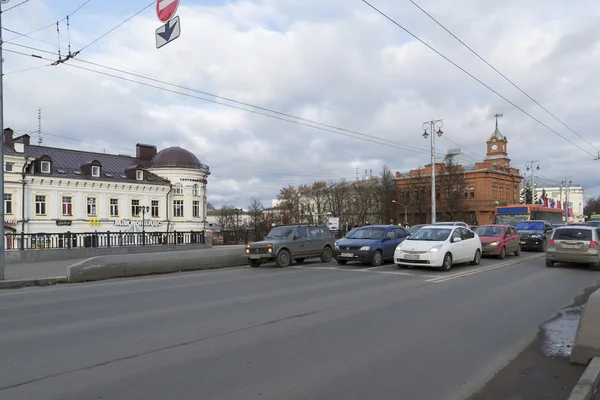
156, 0, 179, 22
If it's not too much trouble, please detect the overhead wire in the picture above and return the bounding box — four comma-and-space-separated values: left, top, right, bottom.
408, 0, 599, 152
2, 0, 30, 13
361, 0, 597, 158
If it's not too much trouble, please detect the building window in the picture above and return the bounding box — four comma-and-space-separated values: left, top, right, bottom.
40, 161, 51, 173
4, 194, 12, 214
136, 170, 144, 181
91, 166, 100, 177
5, 162, 13, 172
499, 187, 504, 200
87, 198, 97, 216
513, 187, 517, 201
131, 199, 140, 217
151, 200, 159, 218
173, 200, 184, 217
62, 196, 72, 216
110, 198, 119, 217
35, 195, 46, 215
470, 187, 475, 198
492, 186, 497, 199
192, 184, 199, 196
193, 200, 200, 218
463, 190, 468, 199
173, 183, 183, 195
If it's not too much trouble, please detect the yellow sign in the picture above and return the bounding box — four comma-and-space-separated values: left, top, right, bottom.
89, 217, 100, 226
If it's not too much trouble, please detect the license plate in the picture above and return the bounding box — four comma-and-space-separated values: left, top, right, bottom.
404, 254, 419, 260
562, 244, 580, 249
340, 252, 353, 258
249, 255, 261, 259
520, 241, 526, 245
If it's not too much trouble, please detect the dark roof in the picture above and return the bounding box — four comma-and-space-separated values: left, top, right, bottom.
151, 146, 209, 171
20, 145, 170, 184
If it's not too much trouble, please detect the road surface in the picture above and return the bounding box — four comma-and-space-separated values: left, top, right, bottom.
1, 252, 598, 400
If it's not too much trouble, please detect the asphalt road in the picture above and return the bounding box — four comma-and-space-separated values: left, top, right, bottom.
1, 251, 599, 400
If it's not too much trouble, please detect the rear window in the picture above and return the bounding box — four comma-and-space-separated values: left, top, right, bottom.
515, 221, 544, 230
554, 229, 593, 241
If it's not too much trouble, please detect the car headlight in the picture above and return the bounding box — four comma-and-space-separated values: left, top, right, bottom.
335, 242, 339, 250
267, 244, 273, 253
359, 246, 370, 251
488, 241, 499, 247
428, 244, 443, 253
531, 234, 542, 239
245, 245, 250, 254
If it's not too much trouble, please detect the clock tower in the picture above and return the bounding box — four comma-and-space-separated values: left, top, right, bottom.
485, 115, 510, 167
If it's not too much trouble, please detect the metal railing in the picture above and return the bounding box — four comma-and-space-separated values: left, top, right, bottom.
4, 230, 205, 250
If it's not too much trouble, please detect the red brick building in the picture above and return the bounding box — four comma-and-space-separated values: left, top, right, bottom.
394, 121, 523, 225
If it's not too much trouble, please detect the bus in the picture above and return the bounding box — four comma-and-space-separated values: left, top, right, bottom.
493, 204, 563, 225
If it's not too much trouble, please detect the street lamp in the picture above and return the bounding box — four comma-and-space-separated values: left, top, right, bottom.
561, 179, 573, 223
392, 200, 408, 226
422, 119, 443, 223
141, 205, 150, 246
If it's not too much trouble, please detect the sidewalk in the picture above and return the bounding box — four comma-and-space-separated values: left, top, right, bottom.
5, 258, 86, 280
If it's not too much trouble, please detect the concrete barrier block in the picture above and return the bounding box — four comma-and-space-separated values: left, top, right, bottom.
67, 246, 246, 283
567, 357, 600, 400
571, 289, 600, 365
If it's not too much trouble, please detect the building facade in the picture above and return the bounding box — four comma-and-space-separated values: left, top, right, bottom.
394, 121, 523, 225
3, 128, 210, 240
532, 183, 585, 223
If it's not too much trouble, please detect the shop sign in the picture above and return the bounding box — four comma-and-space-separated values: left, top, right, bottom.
114, 220, 162, 227
5, 219, 17, 225
56, 220, 72, 226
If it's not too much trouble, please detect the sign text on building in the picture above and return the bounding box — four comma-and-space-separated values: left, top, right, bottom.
114, 220, 162, 227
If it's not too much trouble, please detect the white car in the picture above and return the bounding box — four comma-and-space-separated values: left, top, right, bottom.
395, 225, 482, 271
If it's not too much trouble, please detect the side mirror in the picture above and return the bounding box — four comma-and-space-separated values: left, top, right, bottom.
294, 233, 302, 240
452, 237, 462, 243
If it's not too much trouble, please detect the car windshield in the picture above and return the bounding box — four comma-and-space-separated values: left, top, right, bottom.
408, 225, 424, 234
347, 227, 386, 240
515, 221, 544, 230
555, 228, 593, 241
475, 226, 503, 237
265, 227, 294, 239
408, 228, 452, 241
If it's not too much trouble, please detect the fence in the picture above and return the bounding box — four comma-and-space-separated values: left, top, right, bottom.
4, 230, 205, 251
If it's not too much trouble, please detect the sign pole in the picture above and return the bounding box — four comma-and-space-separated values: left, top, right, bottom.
0, 1, 7, 280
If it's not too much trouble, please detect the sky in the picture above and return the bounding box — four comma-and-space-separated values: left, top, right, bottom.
2, 0, 600, 209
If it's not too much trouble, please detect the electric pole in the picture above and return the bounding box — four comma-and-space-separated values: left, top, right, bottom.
525, 161, 540, 204
0, 1, 7, 280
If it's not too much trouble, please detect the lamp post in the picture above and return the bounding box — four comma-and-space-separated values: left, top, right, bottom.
422, 119, 444, 223
141, 205, 150, 246
392, 200, 408, 226
525, 161, 540, 204
0, 1, 8, 280
561, 178, 572, 223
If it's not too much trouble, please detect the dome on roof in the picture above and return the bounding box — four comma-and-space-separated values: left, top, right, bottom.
150, 147, 203, 169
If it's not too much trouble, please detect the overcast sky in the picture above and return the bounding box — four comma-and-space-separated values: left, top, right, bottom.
3, 0, 599, 208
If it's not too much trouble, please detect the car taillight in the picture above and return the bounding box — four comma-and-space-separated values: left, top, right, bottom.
548, 239, 554, 246
590, 241, 599, 248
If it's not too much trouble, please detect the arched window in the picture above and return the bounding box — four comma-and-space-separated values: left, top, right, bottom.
173, 183, 183, 195
192, 184, 199, 196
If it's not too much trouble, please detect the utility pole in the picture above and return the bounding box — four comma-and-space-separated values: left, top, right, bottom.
562, 178, 572, 223
422, 119, 444, 223
525, 160, 540, 204
0, 1, 7, 280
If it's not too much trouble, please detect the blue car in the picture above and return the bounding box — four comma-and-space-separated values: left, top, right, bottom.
333, 225, 409, 266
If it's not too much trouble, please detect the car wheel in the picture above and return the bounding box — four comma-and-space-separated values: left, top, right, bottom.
336, 259, 347, 265
294, 258, 305, 264
470, 249, 481, 265
514, 246, 521, 256
441, 253, 452, 271
320, 246, 333, 263
370, 250, 383, 267
545, 260, 554, 268
248, 259, 261, 268
276, 250, 291, 268
498, 247, 506, 260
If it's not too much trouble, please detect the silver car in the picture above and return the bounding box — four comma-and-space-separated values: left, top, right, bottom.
545, 226, 600, 269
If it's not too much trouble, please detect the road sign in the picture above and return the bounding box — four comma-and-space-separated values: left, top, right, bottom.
156, 0, 179, 22
155, 15, 181, 49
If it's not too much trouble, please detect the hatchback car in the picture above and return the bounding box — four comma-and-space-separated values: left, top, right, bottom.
395, 226, 482, 271
475, 224, 520, 259
333, 225, 409, 266
545, 226, 600, 269
245, 224, 334, 267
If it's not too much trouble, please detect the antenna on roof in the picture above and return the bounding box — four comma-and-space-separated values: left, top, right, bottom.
37, 108, 42, 146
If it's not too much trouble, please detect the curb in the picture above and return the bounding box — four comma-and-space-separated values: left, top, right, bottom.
568, 357, 600, 400
0, 276, 68, 290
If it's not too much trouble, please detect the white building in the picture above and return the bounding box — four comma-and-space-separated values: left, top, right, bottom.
2, 128, 210, 246
533, 181, 584, 223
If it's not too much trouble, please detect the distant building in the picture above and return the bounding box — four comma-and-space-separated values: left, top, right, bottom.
532, 179, 585, 223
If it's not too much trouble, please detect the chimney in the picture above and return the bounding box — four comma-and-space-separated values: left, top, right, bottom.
4, 128, 14, 147
136, 143, 157, 161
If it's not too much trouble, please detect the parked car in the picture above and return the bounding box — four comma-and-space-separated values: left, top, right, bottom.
545, 226, 600, 269
333, 225, 409, 266
586, 221, 600, 228
245, 224, 334, 268
514, 220, 553, 251
474, 224, 520, 259
395, 225, 482, 271
432, 221, 470, 228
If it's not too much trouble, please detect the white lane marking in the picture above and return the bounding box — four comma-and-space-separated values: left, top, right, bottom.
292, 265, 440, 278
426, 254, 544, 284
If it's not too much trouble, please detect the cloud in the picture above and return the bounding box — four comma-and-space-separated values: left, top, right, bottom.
2, 0, 600, 209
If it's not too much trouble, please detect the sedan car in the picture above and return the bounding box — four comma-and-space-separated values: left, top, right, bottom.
395, 226, 482, 271
475, 224, 520, 259
546, 226, 600, 269
333, 225, 409, 266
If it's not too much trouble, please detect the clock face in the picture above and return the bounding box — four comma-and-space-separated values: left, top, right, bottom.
491, 144, 498, 151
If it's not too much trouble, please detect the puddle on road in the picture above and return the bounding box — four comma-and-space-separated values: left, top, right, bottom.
540, 305, 583, 357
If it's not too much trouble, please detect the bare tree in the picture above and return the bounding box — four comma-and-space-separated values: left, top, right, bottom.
206, 201, 216, 211
406, 168, 430, 225
247, 198, 265, 241
277, 185, 301, 224
377, 165, 396, 224
437, 155, 467, 221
